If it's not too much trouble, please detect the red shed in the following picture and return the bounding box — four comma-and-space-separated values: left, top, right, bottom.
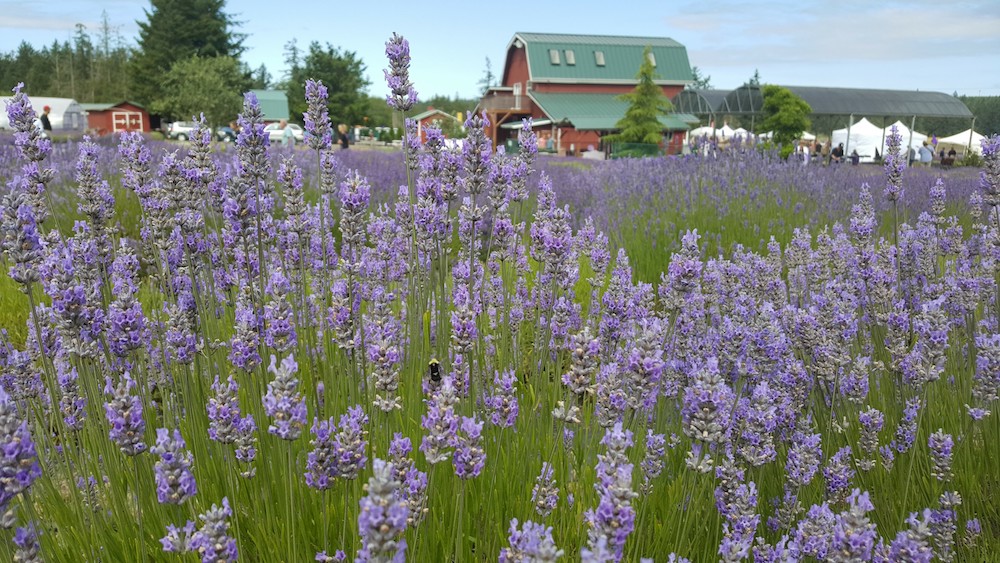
80, 101, 150, 136
411, 108, 461, 142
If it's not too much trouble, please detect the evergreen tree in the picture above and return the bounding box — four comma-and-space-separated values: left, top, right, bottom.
759, 84, 811, 158
478, 57, 495, 96
130, 0, 245, 107
605, 46, 674, 145
690, 66, 712, 90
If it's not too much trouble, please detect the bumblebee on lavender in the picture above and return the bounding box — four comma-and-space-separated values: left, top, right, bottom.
428, 358, 441, 383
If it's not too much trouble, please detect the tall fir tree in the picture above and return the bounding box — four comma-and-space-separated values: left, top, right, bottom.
605, 46, 674, 145
129, 0, 245, 107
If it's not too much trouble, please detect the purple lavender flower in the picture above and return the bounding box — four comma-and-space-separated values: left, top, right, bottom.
823, 446, 855, 505
56, 355, 86, 431
304, 79, 333, 150
161, 520, 196, 553
830, 489, 878, 562
964, 518, 981, 549
420, 377, 459, 464
189, 497, 238, 562
485, 369, 519, 428
500, 518, 564, 562
928, 429, 954, 482
981, 134, 1000, 209
388, 434, 428, 527
263, 354, 307, 441
894, 397, 921, 454
384, 33, 417, 112
305, 416, 337, 490
453, 415, 485, 479
585, 423, 638, 561
883, 125, 905, 203
13, 523, 41, 562
332, 405, 369, 480
531, 462, 559, 517
107, 243, 147, 357
889, 510, 934, 562
0, 387, 41, 500
208, 375, 243, 445
640, 430, 666, 494
103, 373, 147, 456
356, 459, 409, 562
151, 428, 197, 505
1, 196, 43, 286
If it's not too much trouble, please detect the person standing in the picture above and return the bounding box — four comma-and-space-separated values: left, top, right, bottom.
338, 124, 349, 150
279, 119, 295, 147
39, 105, 52, 131
918, 142, 933, 167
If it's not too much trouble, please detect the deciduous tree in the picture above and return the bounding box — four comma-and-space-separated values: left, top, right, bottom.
151, 55, 244, 126
760, 84, 812, 158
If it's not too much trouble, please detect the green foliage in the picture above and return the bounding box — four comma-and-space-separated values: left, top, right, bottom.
150, 55, 244, 125
130, 0, 245, 107
478, 56, 496, 96
961, 96, 1000, 136
605, 46, 674, 145
760, 84, 812, 152
283, 40, 370, 127
690, 65, 711, 90
0, 12, 132, 101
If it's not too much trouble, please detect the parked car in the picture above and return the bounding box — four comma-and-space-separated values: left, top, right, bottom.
216, 126, 237, 143
166, 121, 210, 141
263, 122, 304, 143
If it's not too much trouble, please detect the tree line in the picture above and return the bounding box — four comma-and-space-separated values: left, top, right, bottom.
0, 1, 477, 131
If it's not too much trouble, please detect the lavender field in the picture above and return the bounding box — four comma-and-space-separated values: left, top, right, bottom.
1, 34, 999, 563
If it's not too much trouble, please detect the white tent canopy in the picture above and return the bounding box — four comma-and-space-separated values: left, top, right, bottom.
831, 118, 885, 163
0, 96, 86, 132
884, 120, 928, 156
757, 130, 816, 141
937, 129, 985, 155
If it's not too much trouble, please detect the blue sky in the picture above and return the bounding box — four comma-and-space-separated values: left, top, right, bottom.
2, 0, 999, 100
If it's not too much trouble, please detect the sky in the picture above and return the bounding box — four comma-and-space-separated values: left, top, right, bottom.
2, 0, 999, 101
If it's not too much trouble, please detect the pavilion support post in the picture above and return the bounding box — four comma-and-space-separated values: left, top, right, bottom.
969, 117, 977, 154
845, 113, 855, 154
907, 115, 916, 167
880, 117, 886, 159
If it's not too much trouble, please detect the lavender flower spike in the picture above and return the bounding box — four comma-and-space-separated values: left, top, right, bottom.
304, 79, 333, 150
500, 518, 564, 562
0, 386, 41, 499
190, 498, 238, 563
384, 33, 417, 111
263, 354, 308, 441
356, 459, 409, 562
151, 428, 197, 505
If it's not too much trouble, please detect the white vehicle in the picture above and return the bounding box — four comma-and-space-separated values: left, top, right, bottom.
263, 122, 304, 143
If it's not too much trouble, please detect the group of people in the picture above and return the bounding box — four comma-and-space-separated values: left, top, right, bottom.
796, 140, 857, 165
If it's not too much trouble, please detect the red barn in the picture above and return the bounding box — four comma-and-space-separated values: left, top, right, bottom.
478, 33, 697, 156
80, 101, 150, 136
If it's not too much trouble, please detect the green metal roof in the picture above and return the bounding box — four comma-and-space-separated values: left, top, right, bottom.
513, 32, 692, 84
79, 101, 146, 111
529, 92, 695, 131
250, 89, 290, 121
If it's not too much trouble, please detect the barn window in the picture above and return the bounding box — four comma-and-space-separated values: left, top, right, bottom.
594, 50, 605, 66
647, 51, 656, 67
549, 49, 560, 65
565, 49, 576, 65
